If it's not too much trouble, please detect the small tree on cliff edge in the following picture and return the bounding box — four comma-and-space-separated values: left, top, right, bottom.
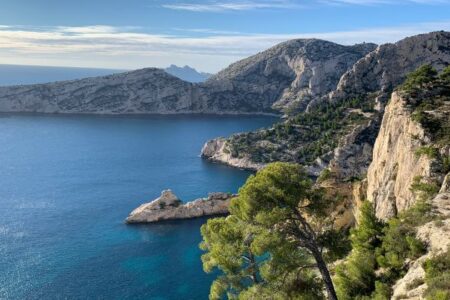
200, 162, 338, 300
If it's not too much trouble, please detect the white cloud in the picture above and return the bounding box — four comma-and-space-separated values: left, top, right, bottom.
162, 0, 302, 12
0, 22, 449, 72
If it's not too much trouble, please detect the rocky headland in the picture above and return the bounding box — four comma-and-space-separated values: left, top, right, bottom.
125, 190, 235, 223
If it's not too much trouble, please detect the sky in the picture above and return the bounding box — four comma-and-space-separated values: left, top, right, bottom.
0, 0, 449, 73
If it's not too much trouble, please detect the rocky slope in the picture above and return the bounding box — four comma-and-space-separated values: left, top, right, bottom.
391, 175, 450, 299
328, 31, 450, 108
199, 39, 376, 113
126, 190, 235, 223
363, 72, 450, 299
202, 32, 450, 179
0, 68, 198, 114
0, 40, 375, 114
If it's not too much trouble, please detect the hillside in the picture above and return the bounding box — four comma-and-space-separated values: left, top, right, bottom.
202, 31, 450, 180
0, 39, 375, 114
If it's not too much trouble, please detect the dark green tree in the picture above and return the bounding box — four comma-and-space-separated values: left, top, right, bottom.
200, 162, 338, 300
401, 64, 438, 92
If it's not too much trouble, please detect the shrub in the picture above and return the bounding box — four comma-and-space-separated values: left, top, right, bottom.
423, 250, 450, 300
317, 168, 332, 183
439, 65, 450, 83
415, 146, 439, 159
401, 64, 438, 93
376, 201, 431, 272
410, 176, 440, 201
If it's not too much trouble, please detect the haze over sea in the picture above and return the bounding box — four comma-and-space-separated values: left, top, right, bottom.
0, 113, 276, 299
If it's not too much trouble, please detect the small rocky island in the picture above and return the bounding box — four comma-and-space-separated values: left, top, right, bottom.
125, 190, 235, 223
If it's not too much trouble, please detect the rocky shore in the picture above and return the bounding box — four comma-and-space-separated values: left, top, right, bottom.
125, 190, 235, 223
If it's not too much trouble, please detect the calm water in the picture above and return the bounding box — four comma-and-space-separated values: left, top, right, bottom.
0, 114, 276, 300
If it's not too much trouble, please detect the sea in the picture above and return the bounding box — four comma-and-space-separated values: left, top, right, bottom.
0, 113, 277, 299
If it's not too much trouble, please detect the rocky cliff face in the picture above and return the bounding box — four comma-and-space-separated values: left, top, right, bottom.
366, 92, 437, 220
200, 39, 376, 113
0, 40, 375, 114
328, 31, 450, 107
126, 190, 235, 223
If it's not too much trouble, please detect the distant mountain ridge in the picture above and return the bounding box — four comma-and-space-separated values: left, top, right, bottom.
164, 65, 212, 83
0, 31, 448, 115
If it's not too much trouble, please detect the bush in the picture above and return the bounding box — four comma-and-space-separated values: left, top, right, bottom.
439, 65, 450, 83
410, 176, 440, 201
401, 64, 437, 93
376, 201, 431, 272
415, 146, 439, 159
317, 168, 332, 183
423, 250, 450, 300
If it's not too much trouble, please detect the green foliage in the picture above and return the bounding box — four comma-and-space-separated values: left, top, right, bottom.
350, 202, 384, 251
335, 200, 435, 300
226, 94, 375, 165
335, 250, 378, 300
334, 202, 385, 300
410, 176, 440, 201
401, 64, 438, 93
423, 250, 450, 300
401, 65, 450, 145
200, 163, 337, 300
442, 155, 450, 174
317, 228, 351, 262
439, 65, 450, 83
415, 146, 439, 159
376, 201, 431, 272
317, 168, 332, 183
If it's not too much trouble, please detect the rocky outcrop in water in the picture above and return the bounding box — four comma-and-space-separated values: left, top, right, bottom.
201, 138, 266, 170
125, 190, 235, 223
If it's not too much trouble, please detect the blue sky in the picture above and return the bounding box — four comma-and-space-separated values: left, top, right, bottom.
0, 0, 449, 72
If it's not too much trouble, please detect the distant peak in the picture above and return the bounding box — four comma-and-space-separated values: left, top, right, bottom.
164, 64, 212, 83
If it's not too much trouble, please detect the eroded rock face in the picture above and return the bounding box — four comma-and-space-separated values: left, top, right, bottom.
329, 31, 450, 106
365, 92, 445, 220
201, 39, 376, 113
125, 190, 235, 223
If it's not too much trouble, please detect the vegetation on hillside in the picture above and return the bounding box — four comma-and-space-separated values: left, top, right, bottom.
423, 250, 450, 299
200, 66, 449, 299
401, 64, 450, 145
225, 95, 375, 165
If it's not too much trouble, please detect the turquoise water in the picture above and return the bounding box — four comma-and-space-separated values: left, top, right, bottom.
0, 114, 276, 300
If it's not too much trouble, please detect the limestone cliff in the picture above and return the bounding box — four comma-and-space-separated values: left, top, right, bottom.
126, 190, 235, 223
367, 92, 439, 220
